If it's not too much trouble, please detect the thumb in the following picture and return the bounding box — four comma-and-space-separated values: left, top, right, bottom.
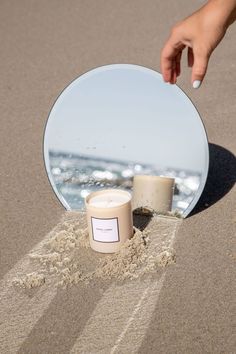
191, 49, 209, 89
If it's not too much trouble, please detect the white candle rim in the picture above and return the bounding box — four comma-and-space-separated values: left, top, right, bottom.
133, 175, 175, 183
85, 189, 132, 209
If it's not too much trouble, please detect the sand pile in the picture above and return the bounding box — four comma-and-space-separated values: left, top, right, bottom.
12, 212, 180, 289
12, 272, 46, 289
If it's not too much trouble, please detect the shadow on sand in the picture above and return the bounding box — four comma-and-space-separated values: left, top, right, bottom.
190, 143, 236, 216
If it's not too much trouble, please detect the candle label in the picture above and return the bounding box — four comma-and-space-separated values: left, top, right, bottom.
91, 217, 120, 243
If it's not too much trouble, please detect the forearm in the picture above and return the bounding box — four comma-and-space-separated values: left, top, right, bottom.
207, 0, 236, 27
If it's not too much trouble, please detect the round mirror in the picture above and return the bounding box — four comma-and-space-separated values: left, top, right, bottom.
43, 64, 209, 217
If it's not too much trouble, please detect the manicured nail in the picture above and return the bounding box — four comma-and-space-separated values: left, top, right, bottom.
192, 80, 201, 89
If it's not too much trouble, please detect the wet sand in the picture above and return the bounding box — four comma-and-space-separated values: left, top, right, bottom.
0, 1, 235, 353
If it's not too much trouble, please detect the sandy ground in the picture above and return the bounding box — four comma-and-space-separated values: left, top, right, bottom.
0, 1, 235, 353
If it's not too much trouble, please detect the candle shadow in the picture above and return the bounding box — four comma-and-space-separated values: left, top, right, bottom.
133, 209, 153, 231
190, 143, 236, 216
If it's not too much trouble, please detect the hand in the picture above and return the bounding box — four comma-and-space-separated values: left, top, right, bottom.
161, 0, 235, 88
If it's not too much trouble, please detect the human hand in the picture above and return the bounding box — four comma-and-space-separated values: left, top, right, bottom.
161, 0, 236, 88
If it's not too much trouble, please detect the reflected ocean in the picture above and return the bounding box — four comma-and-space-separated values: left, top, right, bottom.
49, 151, 201, 213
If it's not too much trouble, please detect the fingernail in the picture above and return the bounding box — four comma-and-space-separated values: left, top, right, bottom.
192, 80, 201, 89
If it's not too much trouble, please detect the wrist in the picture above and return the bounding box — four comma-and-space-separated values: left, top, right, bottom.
207, 0, 236, 28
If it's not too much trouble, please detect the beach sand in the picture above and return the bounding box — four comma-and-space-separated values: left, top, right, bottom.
0, 0, 235, 353
12, 212, 180, 289
0, 211, 181, 353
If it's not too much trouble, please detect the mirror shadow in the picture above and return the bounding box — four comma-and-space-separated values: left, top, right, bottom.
133, 209, 153, 231
190, 143, 236, 216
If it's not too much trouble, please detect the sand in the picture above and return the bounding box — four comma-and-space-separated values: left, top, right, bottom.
12, 212, 180, 289
12, 272, 46, 289
1, 1, 235, 353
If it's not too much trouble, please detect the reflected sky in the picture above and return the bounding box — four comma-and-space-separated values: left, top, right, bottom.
45, 65, 207, 171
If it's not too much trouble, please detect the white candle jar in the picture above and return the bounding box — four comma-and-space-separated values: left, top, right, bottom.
132, 175, 175, 213
85, 189, 133, 253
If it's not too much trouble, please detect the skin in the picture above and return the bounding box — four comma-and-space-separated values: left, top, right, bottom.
161, 0, 236, 87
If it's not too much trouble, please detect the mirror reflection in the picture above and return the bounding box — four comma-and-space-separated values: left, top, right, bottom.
44, 64, 209, 217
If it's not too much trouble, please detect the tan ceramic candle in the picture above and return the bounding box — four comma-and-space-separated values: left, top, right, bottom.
85, 189, 133, 253
132, 175, 175, 213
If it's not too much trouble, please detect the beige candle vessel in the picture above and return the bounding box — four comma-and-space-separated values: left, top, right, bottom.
85, 189, 133, 253
132, 175, 175, 213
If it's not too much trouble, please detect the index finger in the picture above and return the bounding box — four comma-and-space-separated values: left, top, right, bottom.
161, 36, 185, 82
